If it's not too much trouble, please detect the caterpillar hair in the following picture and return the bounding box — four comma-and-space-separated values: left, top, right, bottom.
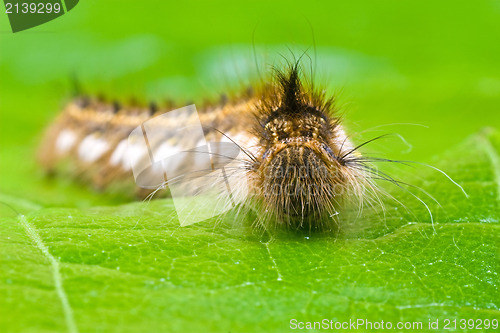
38, 59, 466, 231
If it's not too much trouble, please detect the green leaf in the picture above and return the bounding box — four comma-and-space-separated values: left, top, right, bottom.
1, 129, 498, 333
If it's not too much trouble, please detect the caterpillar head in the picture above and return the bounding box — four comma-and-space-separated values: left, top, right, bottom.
250, 64, 359, 230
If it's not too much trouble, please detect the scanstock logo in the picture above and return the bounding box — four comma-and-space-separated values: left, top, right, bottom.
3, 0, 79, 33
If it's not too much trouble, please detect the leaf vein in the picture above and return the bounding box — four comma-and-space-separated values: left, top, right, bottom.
18, 215, 79, 333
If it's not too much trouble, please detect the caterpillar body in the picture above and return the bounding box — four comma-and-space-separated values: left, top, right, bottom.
39, 63, 381, 231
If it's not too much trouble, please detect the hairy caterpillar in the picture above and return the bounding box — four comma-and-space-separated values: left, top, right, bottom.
39, 60, 458, 231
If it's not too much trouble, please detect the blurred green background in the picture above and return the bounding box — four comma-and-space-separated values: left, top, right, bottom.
1, 0, 499, 208
0, 2, 499, 333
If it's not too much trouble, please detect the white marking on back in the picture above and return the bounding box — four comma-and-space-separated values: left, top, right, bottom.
78, 134, 110, 163
109, 140, 128, 166
154, 142, 183, 173
123, 142, 147, 171
154, 141, 181, 162
55, 129, 77, 154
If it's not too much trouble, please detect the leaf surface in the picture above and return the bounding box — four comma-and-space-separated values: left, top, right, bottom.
1, 129, 499, 333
